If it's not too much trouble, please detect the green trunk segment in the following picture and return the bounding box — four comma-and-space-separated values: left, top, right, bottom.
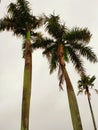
87, 96, 97, 130
61, 65, 83, 130
21, 40, 32, 130
26, 31, 30, 41
21, 123, 27, 130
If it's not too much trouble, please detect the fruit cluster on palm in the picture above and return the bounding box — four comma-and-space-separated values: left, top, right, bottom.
0, 0, 98, 130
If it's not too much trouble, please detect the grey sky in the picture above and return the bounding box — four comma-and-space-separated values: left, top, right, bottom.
0, 0, 98, 130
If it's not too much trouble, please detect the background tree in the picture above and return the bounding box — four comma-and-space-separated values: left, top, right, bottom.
78, 74, 98, 130
0, 0, 43, 130
32, 14, 97, 130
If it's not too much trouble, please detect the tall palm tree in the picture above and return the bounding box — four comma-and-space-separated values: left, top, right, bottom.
32, 14, 98, 130
78, 74, 97, 130
0, 0, 43, 130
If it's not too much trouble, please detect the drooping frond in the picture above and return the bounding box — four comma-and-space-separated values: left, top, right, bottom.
67, 46, 85, 73
78, 80, 83, 88
43, 44, 56, 55
32, 34, 54, 49
49, 51, 58, 74
89, 75, 96, 86
13, 28, 26, 37
0, 16, 14, 31
41, 42, 58, 73
70, 43, 98, 63
63, 46, 69, 62
64, 27, 91, 43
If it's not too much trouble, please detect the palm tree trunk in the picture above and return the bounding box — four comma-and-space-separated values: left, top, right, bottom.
61, 64, 83, 130
87, 95, 97, 130
21, 31, 32, 130
58, 44, 83, 130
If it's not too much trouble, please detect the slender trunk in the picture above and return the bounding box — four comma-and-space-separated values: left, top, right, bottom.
86, 88, 97, 130
21, 31, 32, 130
61, 65, 83, 130
58, 44, 83, 130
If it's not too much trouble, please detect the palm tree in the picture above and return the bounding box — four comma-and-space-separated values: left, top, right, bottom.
78, 74, 97, 130
32, 14, 98, 130
0, 0, 43, 130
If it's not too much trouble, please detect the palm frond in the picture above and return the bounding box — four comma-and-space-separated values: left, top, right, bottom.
45, 14, 66, 40
43, 44, 56, 55
49, 52, 58, 74
17, 0, 31, 14
78, 80, 83, 88
89, 75, 96, 84
67, 46, 85, 73
70, 43, 98, 63
13, 28, 26, 37
0, 16, 14, 31
64, 27, 91, 43
35, 16, 44, 28
79, 46, 97, 63
63, 46, 69, 62
7, 0, 42, 34
8, 3, 18, 17
32, 34, 54, 49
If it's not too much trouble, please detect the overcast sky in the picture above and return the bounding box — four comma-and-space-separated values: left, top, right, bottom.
0, 0, 98, 130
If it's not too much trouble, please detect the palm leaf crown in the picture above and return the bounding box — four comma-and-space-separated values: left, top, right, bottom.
78, 75, 96, 87
77, 74, 98, 95
0, 0, 42, 37
32, 14, 97, 74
